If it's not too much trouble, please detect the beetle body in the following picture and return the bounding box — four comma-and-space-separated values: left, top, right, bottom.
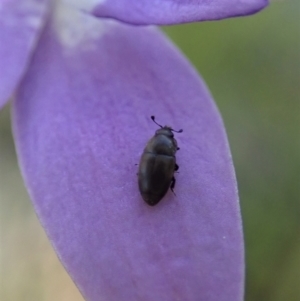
138, 117, 182, 206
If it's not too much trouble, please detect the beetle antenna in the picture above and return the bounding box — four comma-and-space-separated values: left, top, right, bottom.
151, 116, 163, 128
171, 128, 183, 133
151, 116, 183, 133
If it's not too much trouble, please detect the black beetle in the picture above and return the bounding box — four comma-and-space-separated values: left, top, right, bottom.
138, 116, 183, 206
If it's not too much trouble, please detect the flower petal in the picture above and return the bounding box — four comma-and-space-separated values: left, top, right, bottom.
13, 6, 244, 301
74, 0, 268, 25
0, 0, 49, 109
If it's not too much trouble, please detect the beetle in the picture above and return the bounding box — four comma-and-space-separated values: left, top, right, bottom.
138, 116, 183, 206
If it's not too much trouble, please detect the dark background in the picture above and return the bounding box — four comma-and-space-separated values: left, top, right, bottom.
1, 1, 299, 300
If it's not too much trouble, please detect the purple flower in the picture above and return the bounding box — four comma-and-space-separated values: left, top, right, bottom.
0, 1, 268, 300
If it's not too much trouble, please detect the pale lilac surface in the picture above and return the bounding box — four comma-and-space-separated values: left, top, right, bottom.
13, 10, 244, 301
92, 0, 268, 25
0, 0, 49, 108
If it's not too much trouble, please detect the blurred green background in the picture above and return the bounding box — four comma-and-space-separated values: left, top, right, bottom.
1, 1, 299, 300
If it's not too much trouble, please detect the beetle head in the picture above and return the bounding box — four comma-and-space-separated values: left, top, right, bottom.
155, 126, 174, 138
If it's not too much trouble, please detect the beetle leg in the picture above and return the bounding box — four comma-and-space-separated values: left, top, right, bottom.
170, 176, 176, 196
174, 164, 179, 171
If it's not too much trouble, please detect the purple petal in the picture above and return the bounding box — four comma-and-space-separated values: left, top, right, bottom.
0, 0, 49, 109
88, 0, 268, 25
13, 6, 244, 301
